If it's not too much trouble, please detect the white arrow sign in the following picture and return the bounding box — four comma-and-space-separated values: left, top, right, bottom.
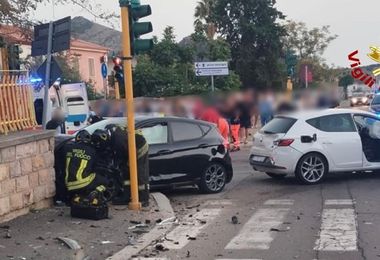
194, 61, 229, 77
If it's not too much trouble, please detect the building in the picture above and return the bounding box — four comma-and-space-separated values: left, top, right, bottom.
0, 25, 111, 93
69, 39, 110, 93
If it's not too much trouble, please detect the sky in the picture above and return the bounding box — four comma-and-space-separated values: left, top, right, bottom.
34, 0, 380, 67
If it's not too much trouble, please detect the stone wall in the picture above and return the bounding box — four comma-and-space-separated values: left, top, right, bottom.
0, 130, 56, 223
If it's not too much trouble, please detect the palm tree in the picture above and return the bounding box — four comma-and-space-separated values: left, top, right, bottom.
194, 0, 216, 40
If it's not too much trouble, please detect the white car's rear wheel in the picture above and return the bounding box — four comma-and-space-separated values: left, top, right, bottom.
296, 153, 328, 184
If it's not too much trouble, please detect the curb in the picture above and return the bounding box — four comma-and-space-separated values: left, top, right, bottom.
107, 192, 176, 260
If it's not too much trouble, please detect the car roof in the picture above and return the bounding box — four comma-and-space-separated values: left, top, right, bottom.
280, 109, 374, 120
105, 116, 215, 127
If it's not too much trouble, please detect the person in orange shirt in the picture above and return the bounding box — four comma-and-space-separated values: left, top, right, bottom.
218, 117, 230, 149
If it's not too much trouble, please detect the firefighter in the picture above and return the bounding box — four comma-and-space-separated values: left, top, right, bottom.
64, 130, 108, 206
105, 124, 150, 206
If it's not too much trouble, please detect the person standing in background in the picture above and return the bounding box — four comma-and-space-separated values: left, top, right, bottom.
230, 108, 241, 151
239, 90, 255, 144
46, 108, 65, 134
259, 91, 274, 126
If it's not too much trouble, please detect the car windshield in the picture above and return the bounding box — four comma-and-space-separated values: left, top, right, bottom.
260, 117, 297, 134
372, 95, 380, 105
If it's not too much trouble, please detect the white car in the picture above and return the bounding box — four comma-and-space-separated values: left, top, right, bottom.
249, 109, 380, 184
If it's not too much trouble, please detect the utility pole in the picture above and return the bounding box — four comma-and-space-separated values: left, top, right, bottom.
305, 65, 309, 89
119, 0, 141, 211
42, 22, 53, 128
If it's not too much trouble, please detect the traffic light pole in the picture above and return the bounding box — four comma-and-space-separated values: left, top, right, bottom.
42, 21, 53, 128
120, 0, 141, 211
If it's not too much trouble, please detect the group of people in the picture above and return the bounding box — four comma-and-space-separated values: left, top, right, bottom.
194, 90, 276, 151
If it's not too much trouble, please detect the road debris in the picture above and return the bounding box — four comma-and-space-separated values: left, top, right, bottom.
56, 237, 82, 250
155, 243, 169, 251
231, 216, 239, 224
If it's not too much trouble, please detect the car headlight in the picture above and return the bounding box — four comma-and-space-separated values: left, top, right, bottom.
362, 97, 368, 102
352, 98, 358, 103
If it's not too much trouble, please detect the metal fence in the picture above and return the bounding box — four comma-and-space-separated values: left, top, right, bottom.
0, 74, 37, 134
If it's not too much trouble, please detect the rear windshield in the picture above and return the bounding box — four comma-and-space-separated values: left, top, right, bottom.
260, 117, 297, 134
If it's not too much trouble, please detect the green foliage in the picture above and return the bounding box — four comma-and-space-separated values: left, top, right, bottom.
211, 0, 287, 89
133, 26, 241, 97
283, 21, 338, 88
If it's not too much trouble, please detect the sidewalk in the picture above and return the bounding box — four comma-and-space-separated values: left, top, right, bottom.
0, 194, 174, 260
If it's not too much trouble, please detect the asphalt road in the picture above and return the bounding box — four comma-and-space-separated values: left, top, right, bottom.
138, 143, 380, 260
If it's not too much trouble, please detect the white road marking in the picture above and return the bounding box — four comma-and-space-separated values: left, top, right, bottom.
314, 208, 358, 251
132, 258, 170, 260
206, 199, 234, 206
225, 208, 290, 250
163, 208, 222, 249
216, 259, 262, 260
264, 199, 295, 206
325, 199, 354, 206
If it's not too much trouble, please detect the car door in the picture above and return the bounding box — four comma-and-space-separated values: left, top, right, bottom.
139, 121, 172, 185
306, 113, 363, 169
167, 120, 209, 183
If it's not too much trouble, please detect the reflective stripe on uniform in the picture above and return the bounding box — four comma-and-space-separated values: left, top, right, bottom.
66, 173, 96, 191
137, 142, 149, 159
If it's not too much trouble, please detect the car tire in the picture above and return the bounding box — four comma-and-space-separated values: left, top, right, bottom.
266, 172, 287, 179
199, 163, 227, 194
295, 153, 328, 185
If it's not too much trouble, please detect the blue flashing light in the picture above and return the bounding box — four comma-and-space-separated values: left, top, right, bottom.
30, 77, 43, 83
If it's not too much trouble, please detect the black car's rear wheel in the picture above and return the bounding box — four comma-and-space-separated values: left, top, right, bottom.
199, 163, 227, 194
266, 172, 287, 179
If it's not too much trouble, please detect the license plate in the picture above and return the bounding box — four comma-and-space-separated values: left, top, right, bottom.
252, 156, 266, 162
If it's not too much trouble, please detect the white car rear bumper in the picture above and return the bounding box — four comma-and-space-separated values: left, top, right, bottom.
249, 146, 303, 175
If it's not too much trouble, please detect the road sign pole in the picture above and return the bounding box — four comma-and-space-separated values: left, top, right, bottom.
211, 75, 215, 92
305, 65, 308, 89
120, 0, 141, 211
42, 21, 53, 129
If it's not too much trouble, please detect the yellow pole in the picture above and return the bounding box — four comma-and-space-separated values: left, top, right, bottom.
120, 2, 141, 210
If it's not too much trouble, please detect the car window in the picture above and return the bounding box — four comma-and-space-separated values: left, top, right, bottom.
141, 123, 168, 145
260, 117, 297, 134
83, 118, 124, 135
307, 114, 356, 132
171, 122, 204, 142
372, 95, 380, 105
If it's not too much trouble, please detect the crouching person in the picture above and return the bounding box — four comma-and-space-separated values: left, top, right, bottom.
105, 124, 150, 207
64, 130, 109, 219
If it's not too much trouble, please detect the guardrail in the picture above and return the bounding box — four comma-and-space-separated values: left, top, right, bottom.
0, 74, 37, 135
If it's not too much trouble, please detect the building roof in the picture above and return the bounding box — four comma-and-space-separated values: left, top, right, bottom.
71, 38, 110, 53
0, 25, 32, 45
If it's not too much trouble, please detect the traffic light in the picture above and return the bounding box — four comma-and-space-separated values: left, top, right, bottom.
7, 44, 21, 70
129, 0, 153, 55
113, 56, 124, 88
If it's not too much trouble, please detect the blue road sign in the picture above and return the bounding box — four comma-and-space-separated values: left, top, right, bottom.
101, 63, 108, 79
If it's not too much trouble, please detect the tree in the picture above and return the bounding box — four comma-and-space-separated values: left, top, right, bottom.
194, 0, 216, 40
0, 0, 116, 26
212, 0, 286, 88
283, 21, 337, 60
283, 21, 338, 88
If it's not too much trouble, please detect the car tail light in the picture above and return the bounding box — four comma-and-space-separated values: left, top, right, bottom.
275, 139, 294, 147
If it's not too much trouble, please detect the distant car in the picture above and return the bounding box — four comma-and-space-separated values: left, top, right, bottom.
250, 109, 380, 184
369, 94, 380, 116
55, 116, 233, 193
350, 92, 369, 106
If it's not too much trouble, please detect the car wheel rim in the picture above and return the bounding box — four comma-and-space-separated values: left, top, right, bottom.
205, 164, 225, 192
301, 156, 325, 183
